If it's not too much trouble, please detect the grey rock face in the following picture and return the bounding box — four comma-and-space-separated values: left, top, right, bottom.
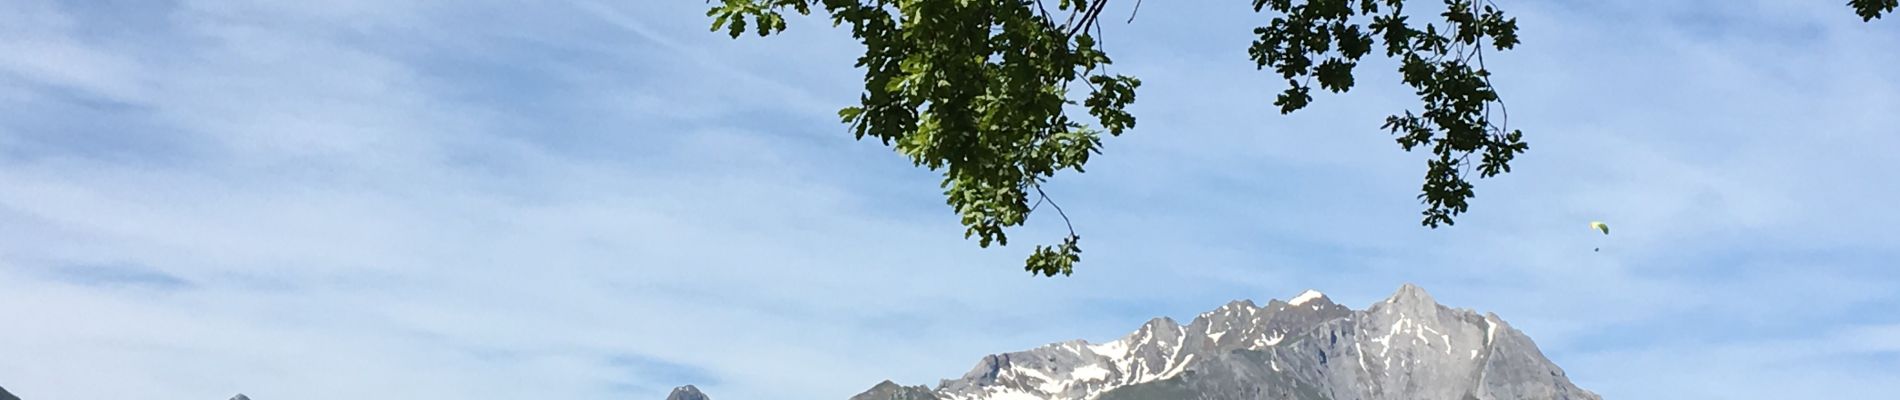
667, 385, 711, 400
853, 284, 1598, 400
850, 381, 940, 400
231, 395, 251, 400
0, 385, 18, 400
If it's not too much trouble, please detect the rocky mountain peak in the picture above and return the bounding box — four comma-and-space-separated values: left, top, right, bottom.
1219, 299, 1258, 310
1385, 282, 1437, 305
666, 385, 710, 400
1287, 289, 1328, 306
1266, 289, 1345, 315
1135, 316, 1180, 333
850, 381, 938, 400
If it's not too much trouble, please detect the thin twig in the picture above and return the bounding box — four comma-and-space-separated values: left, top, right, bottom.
1068, 0, 1111, 38
1029, 191, 1047, 212
1035, 0, 1057, 29
1031, 182, 1077, 236
1094, 5, 1111, 76
1063, 1, 1083, 33
1473, 38, 1510, 134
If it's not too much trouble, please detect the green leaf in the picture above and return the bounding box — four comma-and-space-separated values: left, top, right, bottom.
837, 106, 864, 123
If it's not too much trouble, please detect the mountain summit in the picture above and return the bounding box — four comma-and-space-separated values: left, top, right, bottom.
667, 385, 712, 400
851, 284, 1598, 400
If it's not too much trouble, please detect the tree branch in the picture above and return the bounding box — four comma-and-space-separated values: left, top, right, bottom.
1031, 181, 1077, 237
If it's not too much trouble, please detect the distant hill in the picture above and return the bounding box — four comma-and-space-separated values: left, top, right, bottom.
0, 386, 244, 400
667, 385, 711, 400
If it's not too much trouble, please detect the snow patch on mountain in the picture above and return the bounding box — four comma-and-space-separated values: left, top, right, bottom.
1288, 289, 1326, 306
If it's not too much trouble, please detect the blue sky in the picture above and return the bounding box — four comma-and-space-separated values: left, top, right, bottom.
1, 0, 1897, 399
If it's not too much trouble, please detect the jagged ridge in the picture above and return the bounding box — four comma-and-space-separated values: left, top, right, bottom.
852, 284, 1599, 400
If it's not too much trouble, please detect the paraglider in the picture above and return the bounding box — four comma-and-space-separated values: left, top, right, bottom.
1589, 221, 1609, 251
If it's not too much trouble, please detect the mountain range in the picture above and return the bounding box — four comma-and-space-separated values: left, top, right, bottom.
837, 283, 1597, 400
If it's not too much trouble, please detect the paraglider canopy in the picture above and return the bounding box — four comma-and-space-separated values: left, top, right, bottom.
1589, 221, 1610, 252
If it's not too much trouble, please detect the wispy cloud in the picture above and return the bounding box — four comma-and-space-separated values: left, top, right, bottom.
40, 262, 192, 290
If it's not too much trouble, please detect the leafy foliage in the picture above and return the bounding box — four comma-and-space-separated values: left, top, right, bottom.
1249, 0, 1527, 228
706, 0, 1891, 276
709, 0, 1137, 276
1851, 0, 1898, 21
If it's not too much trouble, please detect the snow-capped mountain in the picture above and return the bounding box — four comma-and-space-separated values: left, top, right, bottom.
851, 284, 1599, 400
